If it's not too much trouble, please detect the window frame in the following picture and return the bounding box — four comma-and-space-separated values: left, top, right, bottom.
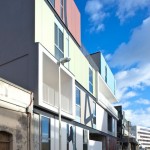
89, 67, 93, 94
105, 66, 107, 83
75, 86, 81, 122
83, 129, 88, 150
40, 115, 51, 150
93, 101, 96, 128
60, 0, 64, 20
108, 114, 113, 132
47, 0, 55, 7
54, 23, 64, 60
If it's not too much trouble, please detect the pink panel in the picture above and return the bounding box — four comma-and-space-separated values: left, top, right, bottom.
54, 0, 81, 45
66, 0, 81, 45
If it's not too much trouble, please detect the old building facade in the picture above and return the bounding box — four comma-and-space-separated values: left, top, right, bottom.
0, 78, 33, 150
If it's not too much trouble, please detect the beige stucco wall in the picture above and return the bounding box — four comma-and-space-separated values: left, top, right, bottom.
0, 107, 28, 150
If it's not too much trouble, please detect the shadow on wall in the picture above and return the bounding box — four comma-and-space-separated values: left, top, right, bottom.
84, 93, 94, 128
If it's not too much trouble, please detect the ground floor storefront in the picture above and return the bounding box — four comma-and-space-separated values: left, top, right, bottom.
33, 107, 117, 150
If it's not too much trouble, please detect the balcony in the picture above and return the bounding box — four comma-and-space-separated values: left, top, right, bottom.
98, 72, 118, 103
97, 73, 118, 118
38, 43, 75, 120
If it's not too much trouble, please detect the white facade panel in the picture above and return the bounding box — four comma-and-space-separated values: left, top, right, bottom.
132, 126, 150, 149
96, 104, 107, 133
76, 126, 83, 150
88, 140, 102, 150
38, 43, 75, 120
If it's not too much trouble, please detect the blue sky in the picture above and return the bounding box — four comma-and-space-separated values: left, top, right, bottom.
74, 0, 150, 127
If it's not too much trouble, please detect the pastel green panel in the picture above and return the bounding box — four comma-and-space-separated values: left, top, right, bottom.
68, 36, 76, 74
69, 37, 89, 93
35, 0, 55, 55
63, 30, 70, 69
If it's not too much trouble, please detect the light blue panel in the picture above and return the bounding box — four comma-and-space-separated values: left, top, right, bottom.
100, 53, 116, 95
107, 66, 116, 95
100, 54, 107, 81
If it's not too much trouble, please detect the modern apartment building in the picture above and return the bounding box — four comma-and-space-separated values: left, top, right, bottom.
132, 126, 150, 150
0, 0, 118, 149
115, 106, 138, 150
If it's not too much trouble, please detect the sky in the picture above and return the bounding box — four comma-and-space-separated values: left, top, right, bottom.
74, 0, 150, 127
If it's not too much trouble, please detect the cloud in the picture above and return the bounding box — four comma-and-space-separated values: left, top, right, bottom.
111, 17, 150, 68
147, 107, 150, 112
115, 64, 150, 100
105, 54, 112, 61
89, 24, 105, 33
109, 17, 150, 100
125, 109, 150, 127
85, 0, 150, 32
117, 0, 150, 22
123, 91, 137, 99
113, 101, 131, 109
85, 0, 104, 22
85, 0, 107, 32
136, 98, 150, 105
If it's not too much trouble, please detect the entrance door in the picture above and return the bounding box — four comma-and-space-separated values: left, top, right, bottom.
0, 131, 12, 150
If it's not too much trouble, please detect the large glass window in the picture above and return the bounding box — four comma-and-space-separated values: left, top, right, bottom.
93, 102, 96, 128
108, 114, 112, 132
76, 87, 81, 122
83, 129, 88, 150
47, 0, 55, 7
41, 116, 50, 150
105, 66, 107, 83
89, 68, 93, 93
55, 23, 64, 60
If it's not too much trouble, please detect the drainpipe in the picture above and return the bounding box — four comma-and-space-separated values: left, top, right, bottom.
26, 92, 33, 150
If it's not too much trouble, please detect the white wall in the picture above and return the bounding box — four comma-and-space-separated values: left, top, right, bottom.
76, 126, 83, 150
88, 140, 102, 150
96, 104, 107, 133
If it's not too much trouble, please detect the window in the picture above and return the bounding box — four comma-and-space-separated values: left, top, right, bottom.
108, 114, 112, 132
55, 23, 64, 60
60, 0, 63, 19
105, 66, 107, 83
0, 131, 12, 150
83, 129, 88, 150
67, 125, 76, 150
41, 116, 50, 150
93, 102, 96, 128
89, 68, 93, 93
47, 0, 55, 7
76, 87, 81, 122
